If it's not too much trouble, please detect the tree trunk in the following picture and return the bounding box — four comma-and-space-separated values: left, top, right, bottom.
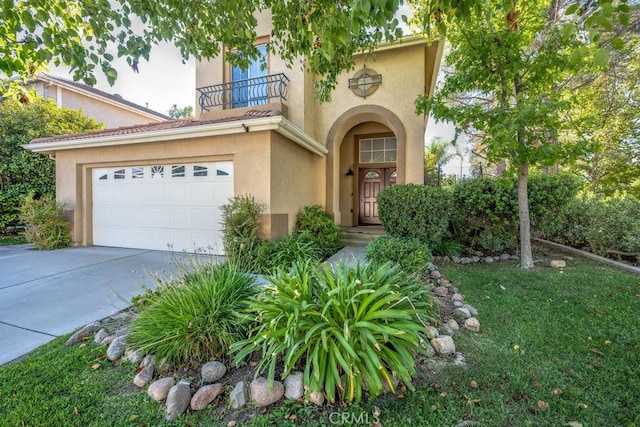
518, 163, 534, 268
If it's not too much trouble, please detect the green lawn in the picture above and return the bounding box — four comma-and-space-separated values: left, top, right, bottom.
1, 258, 638, 426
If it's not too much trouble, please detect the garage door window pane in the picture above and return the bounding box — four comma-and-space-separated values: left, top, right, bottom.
193, 165, 208, 177
132, 167, 144, 179
215, 162, 233, 177
171, 165, 186, 178
151, 166, 164, 179
114, 169, 125, 180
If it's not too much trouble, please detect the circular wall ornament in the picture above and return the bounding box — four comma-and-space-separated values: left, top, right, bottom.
348, 66, 382, 98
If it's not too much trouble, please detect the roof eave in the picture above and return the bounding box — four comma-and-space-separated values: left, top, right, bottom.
24, 116, 328, 157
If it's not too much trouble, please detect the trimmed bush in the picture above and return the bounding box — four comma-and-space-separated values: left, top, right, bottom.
19, 193, 70, 250
220, 195, 263, 270
295, 204, 342, 258
377, 184, 451, 249
255, 232, 322, 274
540, 193, 640, 259
231, 261, 435, 404
127, 262, 258, 366
366, 236, 432, 277
451, 174, 582, 254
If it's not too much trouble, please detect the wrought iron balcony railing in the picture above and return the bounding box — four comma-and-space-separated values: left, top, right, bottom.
197, 73, 289, 111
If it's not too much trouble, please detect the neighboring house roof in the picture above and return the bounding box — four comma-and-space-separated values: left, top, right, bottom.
28, 73, 171, 121
26, 109, 328, 157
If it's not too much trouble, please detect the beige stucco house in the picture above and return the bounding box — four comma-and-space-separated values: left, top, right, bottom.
25, 21, 442, 255
25, 73, 170, 128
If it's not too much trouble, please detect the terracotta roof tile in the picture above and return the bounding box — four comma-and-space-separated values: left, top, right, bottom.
31, 110, 282, 144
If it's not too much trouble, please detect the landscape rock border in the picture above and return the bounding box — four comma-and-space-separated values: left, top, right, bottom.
66, 261, 482, 422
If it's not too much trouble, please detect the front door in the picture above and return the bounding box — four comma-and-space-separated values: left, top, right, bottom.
358, 167, 396, 225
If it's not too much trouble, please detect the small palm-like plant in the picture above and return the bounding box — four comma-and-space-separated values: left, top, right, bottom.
127, 262, 258, 367
231, 260, 435, 404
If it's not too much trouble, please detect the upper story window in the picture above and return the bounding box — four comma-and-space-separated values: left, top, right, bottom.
231, 44, 268, 108
359, 137, 397, 163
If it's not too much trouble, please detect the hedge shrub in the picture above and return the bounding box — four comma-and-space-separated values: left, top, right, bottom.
294, 204, 342, 258
377, 184, 451, 249
451, 174, 582, 254
220, 195, 263, 270
19, 193, 70, 250
539, 194, 640, 259
366, 236, 432, 277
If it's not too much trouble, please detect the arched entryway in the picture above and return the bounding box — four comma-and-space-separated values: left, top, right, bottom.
325, 106, 406, 227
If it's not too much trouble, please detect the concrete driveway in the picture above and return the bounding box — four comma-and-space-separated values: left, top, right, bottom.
0, 245, 212, 366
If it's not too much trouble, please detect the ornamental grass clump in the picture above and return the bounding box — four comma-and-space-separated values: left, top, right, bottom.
231, 260, 436, 404
127, 262, 258, 367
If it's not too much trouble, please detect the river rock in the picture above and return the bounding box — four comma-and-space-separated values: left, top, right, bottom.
190, 383, 223, 410
463, 304, 479, 317
106, 336, 127, 361
230, 381, 247, 409
134, 364, 154, 388
464, 317, 481, 333
165, 380, 191, 421
201, 361, 227, 383
433, 286, 448, 297
148, 377, 175, 401
308, 390, 325, 406
431, 336, 456, 355
447, 318, 460, 332
66, 323, 100, 346
250, 377, 284, 407
453, 308, 472, 321
550, 259, 567, 268
93, 328, 109, 344
425, 325, 439, 339
284, 373, 304, 400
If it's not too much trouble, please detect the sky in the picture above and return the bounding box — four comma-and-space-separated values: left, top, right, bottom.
50, 42, 196, 117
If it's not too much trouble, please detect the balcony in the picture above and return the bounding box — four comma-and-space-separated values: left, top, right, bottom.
197, 73, 289, 112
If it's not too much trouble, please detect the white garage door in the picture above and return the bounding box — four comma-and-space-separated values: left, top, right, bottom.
92, 162, 233, 254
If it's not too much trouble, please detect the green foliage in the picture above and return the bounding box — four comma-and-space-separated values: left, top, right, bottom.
127, 262, 258, 367
366, 236, 432, 277
377, 184, 451, 249
167, 104, 193, 119
294, 204, 342, 258
232, 261, 435, 404
19, 193, 70, 250
410, 0, 631, 266
2, 0, 406, 101
220, 194, 263, 271
451, 174, 582, 254
424, 139, 457, 186
540, 193, 640, 258
0, 97, 102, 229
567, 15, 640, 198
256, 233, 322, 274
434, 240, 463, 258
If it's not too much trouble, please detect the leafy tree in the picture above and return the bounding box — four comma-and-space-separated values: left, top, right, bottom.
567, 9, 640, 197
167, 104, 194, 119
0, 97, 103, 228
424, 137, 457, 185
412, 0, 634, 268
2, 0, 405, 100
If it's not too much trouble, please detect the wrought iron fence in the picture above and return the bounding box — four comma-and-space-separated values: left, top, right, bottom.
197, 73, 289, 111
